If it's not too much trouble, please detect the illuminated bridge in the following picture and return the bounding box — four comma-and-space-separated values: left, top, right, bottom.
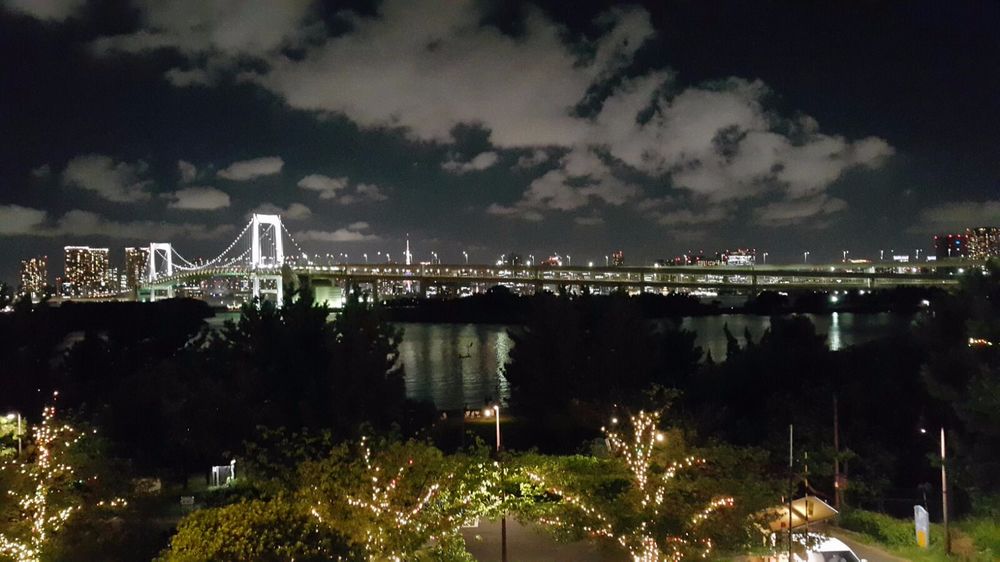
139, 214, 964, 303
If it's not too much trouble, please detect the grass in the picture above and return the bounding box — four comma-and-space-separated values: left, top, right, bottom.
957, 517, 1000, 560
838, 509, 998, 562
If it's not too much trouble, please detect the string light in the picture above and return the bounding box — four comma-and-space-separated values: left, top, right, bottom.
532, 411, 734, 562
310, 437, 502, 561
0, 397, 124, 562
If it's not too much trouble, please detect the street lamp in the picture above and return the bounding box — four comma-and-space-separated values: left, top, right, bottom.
763, 252, 768, 264
803, 251, 810, 264
842, 250, 849, 262
463, 251, 468, 264
484, 404, 507, 562
920, 426, 950, 554
605, 255, 609, 266
566, 255, 572, 266
528, 254, 534, 266
363, 253, 368, 264
5, 412, 21, 456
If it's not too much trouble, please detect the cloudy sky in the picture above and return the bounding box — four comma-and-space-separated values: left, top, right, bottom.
1, 0, 998, 281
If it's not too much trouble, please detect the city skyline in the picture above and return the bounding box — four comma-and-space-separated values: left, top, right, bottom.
2, 0, 999, 283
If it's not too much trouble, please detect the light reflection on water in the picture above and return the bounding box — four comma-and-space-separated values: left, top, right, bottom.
396, 313, 913, 410
395, 323, 511, 411
207, 313, 911, 411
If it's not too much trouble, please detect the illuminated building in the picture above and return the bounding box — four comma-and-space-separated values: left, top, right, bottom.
611, 250, 624, 267
63, 246, 111, 297
124, 246, 150, 291
19, 256, 48, 299
966, 227, 1000, 260
933, 234, 968, 260
718, 248, 756, 266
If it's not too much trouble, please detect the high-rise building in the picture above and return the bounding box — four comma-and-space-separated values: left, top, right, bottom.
611, 250, 624, 267
966, 227, 1000, 260
19, 256, 48, 299
124, 246, 150, 292
933, 234, 968, 260
63, 246, 111, 297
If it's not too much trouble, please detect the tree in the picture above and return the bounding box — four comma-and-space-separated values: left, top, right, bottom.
504, 293, 701, 421
300, 438, 499, 561
0, 401, 126, 562
523, 410, 739, 561
920, 261, 1000, 505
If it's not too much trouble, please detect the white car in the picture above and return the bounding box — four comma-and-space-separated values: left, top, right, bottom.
805, 537, 867, 562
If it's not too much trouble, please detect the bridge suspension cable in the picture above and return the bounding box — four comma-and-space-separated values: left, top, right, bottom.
170, 218, 254, 272
280, 221, 307, 259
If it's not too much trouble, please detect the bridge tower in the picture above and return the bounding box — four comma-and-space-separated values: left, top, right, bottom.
250, 214, 284, 304
251, 214, 284, 267
147, 243, 175, 301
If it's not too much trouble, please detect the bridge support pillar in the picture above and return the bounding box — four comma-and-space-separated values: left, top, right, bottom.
148, 286, 174, 302
251, 274, 284, 306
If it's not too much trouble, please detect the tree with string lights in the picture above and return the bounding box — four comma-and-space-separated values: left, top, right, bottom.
524, 410, 737, 561
0, 398, 126, 562
301, 437, 502, 561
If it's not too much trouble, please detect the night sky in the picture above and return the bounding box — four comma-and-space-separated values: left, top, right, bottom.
2, 0, 999, 282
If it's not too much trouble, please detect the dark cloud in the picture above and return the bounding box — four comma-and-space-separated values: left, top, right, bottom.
1, 0, 997, 281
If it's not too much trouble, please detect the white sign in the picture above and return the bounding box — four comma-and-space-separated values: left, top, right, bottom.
914, 505, 929, 548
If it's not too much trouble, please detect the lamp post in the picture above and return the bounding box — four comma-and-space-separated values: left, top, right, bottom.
920, 426, 950, 554
566, 255, 571, 266
463, 251, 468, 264
485, 405, 507, 562
363, 253, 368, 264
763, 252, 768, 264
605, 255, 609, 266
803, 251, 810, 264
842, 250, 849, 262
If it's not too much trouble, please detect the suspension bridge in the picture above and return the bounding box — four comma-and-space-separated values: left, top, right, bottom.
137, 213, 964, 305
140, 214, 299, 302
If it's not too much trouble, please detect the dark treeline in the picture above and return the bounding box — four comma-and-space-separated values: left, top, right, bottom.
384, 284, 945, 323
0, 286, 428, 484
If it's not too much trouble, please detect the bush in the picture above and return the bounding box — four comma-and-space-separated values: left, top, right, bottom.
158, 498, 358, 562
838, 509, 917, 547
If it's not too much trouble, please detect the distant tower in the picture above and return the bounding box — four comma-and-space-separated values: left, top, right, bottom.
405, 234, 412, 266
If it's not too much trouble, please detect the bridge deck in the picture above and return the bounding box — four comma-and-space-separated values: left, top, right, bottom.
141, 262, 965, 291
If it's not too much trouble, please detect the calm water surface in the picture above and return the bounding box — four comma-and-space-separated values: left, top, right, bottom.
208, 312, 913, 411
395, 313, 914, 410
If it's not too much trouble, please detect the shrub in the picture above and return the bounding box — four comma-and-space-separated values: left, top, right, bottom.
838, 509, 917, 547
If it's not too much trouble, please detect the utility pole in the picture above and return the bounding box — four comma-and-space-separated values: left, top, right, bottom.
833, 395, 842, 510
941, 427, 950, 555
788, 424, 794, 562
